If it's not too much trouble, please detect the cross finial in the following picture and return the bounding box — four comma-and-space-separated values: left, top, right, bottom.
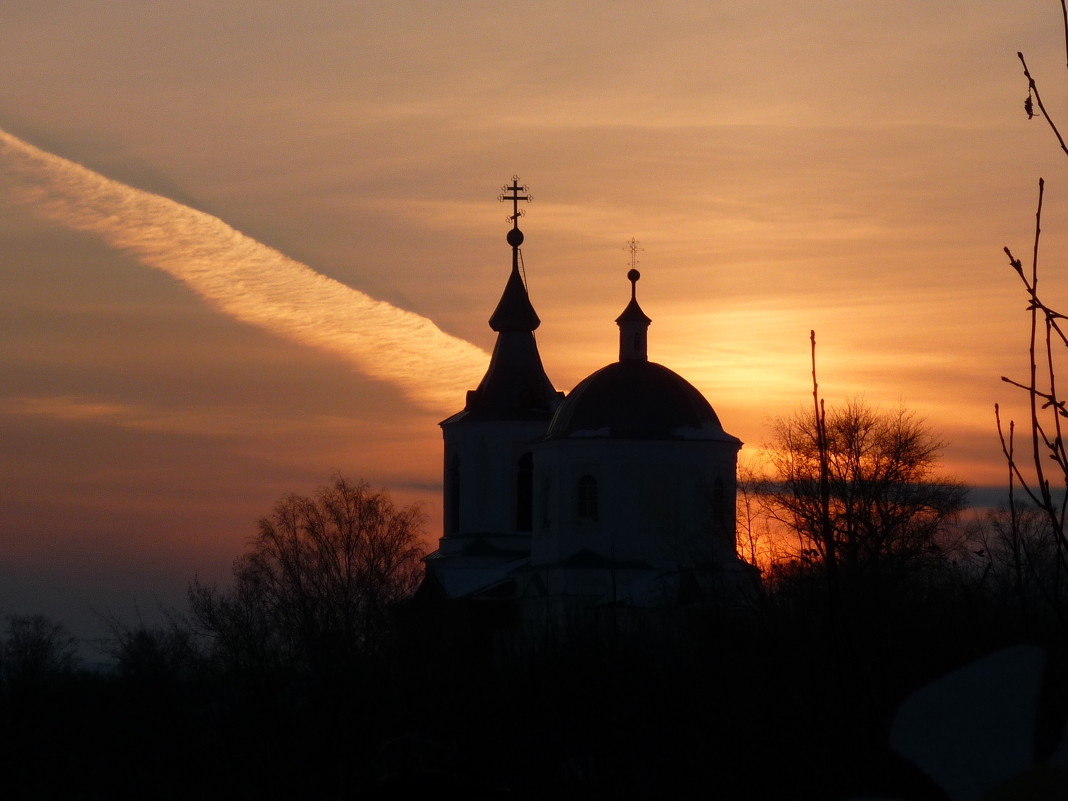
499, 175, 532, 229
624, 237, 643, 271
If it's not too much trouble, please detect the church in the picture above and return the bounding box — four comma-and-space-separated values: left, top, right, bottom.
423, 178, 751, 620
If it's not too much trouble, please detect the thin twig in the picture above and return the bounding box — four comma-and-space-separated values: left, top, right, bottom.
1026, 181, 1058, 525
997, 403, 1050, 513
1019, 52, 1068, 158
1062, 0, 1068, 71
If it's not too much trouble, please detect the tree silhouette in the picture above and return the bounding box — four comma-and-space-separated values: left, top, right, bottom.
0, 614, 79, 685
997, 0, 1068, 625
761, 397, 967, 585
189, 476, 426, 675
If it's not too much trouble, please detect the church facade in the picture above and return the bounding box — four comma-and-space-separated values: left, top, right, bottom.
423, 179, 749, 617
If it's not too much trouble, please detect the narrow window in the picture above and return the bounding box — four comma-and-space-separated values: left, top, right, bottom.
713, 477, 728, 536
516, 453, 533, 531
447, 453, 461, 534
538, 476, 550, 532
576, 474, 598, 522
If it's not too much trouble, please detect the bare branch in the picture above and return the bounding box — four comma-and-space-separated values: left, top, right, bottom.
1019, 52, 1068, 158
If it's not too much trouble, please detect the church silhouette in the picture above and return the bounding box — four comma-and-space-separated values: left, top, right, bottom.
423, 178, 753, 621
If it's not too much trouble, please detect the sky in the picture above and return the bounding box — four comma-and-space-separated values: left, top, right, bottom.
2, 0, 1067, 645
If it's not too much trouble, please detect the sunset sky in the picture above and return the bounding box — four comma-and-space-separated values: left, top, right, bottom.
2, 0, 1067, 643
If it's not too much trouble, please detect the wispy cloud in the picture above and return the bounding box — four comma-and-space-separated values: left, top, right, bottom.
3, 396, 134, 425
0, 394, 419, 442
2, 394, 251, 437
0, 129, 488, 411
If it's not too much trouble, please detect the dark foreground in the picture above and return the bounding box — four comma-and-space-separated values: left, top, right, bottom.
2, 576, 1066, 801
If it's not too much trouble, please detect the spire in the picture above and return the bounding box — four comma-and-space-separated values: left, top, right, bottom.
447, 177, 562, 422
616, 268, 651, 362
489, 176, 539, 331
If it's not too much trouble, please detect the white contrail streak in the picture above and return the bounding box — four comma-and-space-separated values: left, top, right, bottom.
0, 129, 489, 411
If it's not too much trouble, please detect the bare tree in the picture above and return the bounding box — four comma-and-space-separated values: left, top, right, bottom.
997, 0, 1068, 622
973, 505, 1065, 617
1, 614, 79, 684
735, 461, 764, 568
189, 476, 427, 675
99, 607, 205, 683
761, 397, 968, 582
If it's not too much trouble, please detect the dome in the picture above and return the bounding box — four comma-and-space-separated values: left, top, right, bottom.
546, 360, 730, 440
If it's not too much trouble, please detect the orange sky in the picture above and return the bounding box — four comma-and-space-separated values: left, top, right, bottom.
1, 0, 1066, 643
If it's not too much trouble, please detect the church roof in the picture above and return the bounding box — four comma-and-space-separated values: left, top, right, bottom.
488, 258, 540, 332
443, 329, 562, 423
546, 360, 734, 440
442, 180, 562, 425
615, 271, 652, 328
546, 269, 739, 442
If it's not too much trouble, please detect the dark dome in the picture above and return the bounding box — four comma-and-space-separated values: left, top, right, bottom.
547, 361, 728, 440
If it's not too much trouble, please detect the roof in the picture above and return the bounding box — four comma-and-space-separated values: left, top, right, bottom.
442, 240, 562, 425
546, 360, 738, 441
441, 331, 563, 424
488, 260, 540, 332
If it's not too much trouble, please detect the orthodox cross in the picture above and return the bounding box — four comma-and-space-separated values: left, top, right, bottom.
499, 176, 532, 228
625, 237, 643, 270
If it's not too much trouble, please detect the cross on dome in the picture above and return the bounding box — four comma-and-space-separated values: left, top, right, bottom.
624, 237, 643, 271
499, 176, 532, 247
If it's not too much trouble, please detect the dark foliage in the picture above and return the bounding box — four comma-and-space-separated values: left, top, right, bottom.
0, 614, 79, 687
2, 559, 1065, 800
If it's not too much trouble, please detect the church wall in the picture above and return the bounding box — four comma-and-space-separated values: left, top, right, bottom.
442, 419, 549, 538
531, 437, 740, 570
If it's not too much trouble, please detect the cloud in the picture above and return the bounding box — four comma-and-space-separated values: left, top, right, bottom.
0, 129, 488, 412
3, 395, 134, 425
0, 394, 426, 444
1, 394, 261, 438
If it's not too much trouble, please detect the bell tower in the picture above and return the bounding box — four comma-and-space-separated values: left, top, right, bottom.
426, 177, 563, 598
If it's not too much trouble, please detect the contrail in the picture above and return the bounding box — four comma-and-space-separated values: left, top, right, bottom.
0, 128, 489, 412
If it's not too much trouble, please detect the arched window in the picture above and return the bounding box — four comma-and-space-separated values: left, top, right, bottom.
516, 453, 533, 532
576, 474, 598, 522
